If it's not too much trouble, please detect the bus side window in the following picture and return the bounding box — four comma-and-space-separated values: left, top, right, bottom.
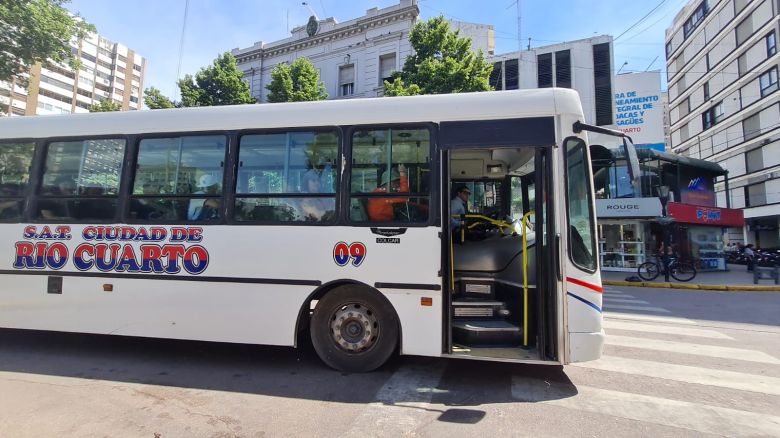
129, 135, 227, 223
36, 139, 126, 221
348, 127, 431, 224
0, 141, 35, 221
234, 130, 338, 223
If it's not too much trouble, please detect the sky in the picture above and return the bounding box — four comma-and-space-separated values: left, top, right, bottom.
66, 0, 690, 99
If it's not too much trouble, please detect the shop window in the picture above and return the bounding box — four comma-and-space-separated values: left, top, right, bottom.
37, 139, 126, 221
129, 135, 226, 222
234, 130, 338, 223
0, 142, 35, 221
349, 127, 431, 224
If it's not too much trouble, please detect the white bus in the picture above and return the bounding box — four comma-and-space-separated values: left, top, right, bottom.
0, 89, 628, 372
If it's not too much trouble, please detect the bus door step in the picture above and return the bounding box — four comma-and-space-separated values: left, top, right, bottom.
452, 319, 522, 345
452, 300, 508, 318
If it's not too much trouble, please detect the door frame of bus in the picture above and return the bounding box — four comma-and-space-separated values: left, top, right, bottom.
438, 117, 558, 357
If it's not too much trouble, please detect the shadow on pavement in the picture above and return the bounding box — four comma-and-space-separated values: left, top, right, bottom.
0, 328, 577, 414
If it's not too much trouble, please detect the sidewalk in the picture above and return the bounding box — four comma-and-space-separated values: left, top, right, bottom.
601, 263, 780, 291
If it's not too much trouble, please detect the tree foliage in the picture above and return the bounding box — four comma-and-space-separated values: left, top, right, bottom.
384, 16, 493, 96
0, 0, 95, 85
266, 57, 328, 103
143, 86, 176, 109
143, 52, 255, 109
178, 52, 255, 107
88, 99, 121, 112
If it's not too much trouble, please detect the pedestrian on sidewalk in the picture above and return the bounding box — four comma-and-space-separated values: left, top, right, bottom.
744, 244, 755, 272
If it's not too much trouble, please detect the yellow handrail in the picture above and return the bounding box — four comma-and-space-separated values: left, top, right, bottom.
521, 211, 535, 347
451, 214, 515, 234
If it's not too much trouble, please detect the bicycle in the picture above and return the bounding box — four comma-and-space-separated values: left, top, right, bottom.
637, 256, 697, 282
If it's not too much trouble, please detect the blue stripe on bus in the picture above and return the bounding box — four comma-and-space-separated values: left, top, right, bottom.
567, 292, 602, 314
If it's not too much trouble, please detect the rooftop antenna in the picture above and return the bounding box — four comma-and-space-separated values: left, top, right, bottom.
176, 0, 190, 97
302, 2, 318, 19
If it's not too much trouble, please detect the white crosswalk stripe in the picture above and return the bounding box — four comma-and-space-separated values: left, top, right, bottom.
345, 361, 445, 437
602, 319, 733, 339
603, 298, 650, 304
605, 335, 780, 364
603, 304, 670, 313
605, 311, 699, 325
574, 356, 780, 395
511, 377, 780, 437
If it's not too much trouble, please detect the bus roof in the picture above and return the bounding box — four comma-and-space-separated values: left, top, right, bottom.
0, 88, 584, 139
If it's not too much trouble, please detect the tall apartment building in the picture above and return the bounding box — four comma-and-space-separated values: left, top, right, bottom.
232, 0, 494, 103
0, 31, 146, 116
487, 36, 615, 127
666, 0, 779, 245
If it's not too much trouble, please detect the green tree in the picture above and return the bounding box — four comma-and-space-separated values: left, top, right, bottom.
88, 99, 121, 112
0, 0, 95, 85
143, 86, 176, 109
266, 57, 328, 103
177, 52, 255, 107
384, 16, 493, 96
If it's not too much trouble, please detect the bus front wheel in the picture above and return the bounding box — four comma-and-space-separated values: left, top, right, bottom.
311, 285, 399, 372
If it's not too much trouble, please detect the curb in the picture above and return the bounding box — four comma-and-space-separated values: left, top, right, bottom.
603, 280, 780, 292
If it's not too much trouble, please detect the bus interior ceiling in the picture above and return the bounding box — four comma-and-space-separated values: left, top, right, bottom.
448, 147, 542, 361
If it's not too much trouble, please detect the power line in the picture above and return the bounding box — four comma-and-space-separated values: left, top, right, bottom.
176, 0, 190, 91
615, 0, 670, 41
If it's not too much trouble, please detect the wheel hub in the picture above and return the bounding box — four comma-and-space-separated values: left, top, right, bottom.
330, 303, 379, 353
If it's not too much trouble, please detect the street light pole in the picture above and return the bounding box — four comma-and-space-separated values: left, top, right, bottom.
658, 185, 672, 282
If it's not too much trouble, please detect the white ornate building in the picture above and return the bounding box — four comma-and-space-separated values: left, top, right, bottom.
232, 0, 494, 103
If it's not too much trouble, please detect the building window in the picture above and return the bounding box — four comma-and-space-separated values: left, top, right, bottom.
735, 15, 753, 46
133, 64, 142, 72
683, 1, 708, 39
339, 64, 354, 97
665, 42, 673, 57
745, 147, 764, 173
80, 52, 96, 63
703, 81, 710, 100
745, 182, 766, 207
767, 32, 777, 57
759, 67, 779, 97
592, 43, 613, 126
504, 58, 519, 90
743, 112, 762, 141
117, 54, 127, 63
378, 53, 396, 86
537, 53, 553, 88
555, 50, 571, 88
738, 53, 747, 76
489, 61, 503, 90
702, 101, 723, 130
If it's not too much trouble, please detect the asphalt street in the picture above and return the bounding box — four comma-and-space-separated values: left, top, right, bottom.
0, 286, 778, 437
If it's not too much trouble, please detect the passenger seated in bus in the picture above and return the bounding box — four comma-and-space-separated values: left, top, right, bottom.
450, 184, 470, 230
298, 170, 334, 222
187, 174, 220, 220
367, 164, 409, 222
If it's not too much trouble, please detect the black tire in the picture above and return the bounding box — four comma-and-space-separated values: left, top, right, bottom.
310, 285, 399, 372
670, 261, 696, 282
637, 261, 660, 281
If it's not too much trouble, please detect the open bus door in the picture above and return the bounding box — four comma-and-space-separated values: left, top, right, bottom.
438, 118, 559, 362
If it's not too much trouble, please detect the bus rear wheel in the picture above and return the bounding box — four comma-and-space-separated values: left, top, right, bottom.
311, 285, 399, 372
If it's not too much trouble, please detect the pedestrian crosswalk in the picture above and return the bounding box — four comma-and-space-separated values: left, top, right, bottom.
510, 286, 780, 436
